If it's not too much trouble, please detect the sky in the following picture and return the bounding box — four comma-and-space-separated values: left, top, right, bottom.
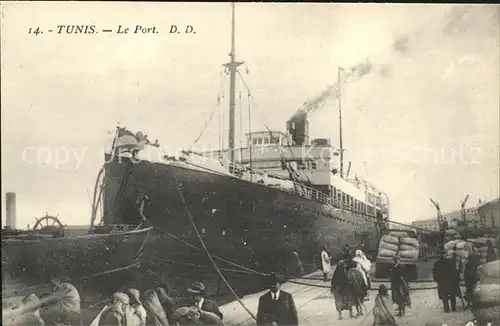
1, 2, 499, 228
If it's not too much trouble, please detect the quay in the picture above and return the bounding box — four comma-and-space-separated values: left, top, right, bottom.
220, 266, 475, 326
0, 262, 481, 326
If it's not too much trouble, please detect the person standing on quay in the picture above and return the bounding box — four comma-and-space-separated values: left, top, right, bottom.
291, 249, 304, 277
186, 282, 223, 321
464, 253, 480, 309
321, 246, 332, 282
390, 255, 411, 316
256, 273, 298, 326
372, 284, 397, 325
433, 250, 461, 312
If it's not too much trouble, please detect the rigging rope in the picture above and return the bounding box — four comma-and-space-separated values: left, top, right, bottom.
236, 69, 312, 185
189, 73, 228, 151
162, 69, 465, 243
234, 69, 470, 244
172, 174, 258, 321
239, 92, 243, 153
247, 92, 253, 169
150, 224, 266, 277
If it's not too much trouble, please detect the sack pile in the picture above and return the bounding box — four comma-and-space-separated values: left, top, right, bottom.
443, 239, 473, 267
377, 231, 420, 260
470, 237, 497, 265
444, 228, 461, 243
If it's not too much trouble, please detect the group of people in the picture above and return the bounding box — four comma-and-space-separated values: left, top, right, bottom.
323, 245, 372, 299
9, 278, 225, 326
329, 247, 410, 325
8, 240, 497, 326
92, 281, 225, 325
433, 239, 498, 313
5, 277, 82, 326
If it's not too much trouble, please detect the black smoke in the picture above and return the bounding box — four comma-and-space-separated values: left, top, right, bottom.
289, 57, 375, 120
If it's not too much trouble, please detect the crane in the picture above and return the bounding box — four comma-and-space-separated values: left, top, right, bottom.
430, 198, 448, 249
460, 194, 470, 226
430, 198, 448, 230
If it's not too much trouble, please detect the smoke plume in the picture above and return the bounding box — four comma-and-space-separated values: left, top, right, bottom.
393, 35, 409, 55
290, 57, 375, 120
289, 26, 423, 121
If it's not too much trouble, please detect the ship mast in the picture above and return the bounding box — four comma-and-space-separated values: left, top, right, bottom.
225, 2, 243, 162
338, 67, 344, 178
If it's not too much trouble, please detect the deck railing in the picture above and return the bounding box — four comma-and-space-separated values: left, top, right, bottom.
227, 161, 378, 218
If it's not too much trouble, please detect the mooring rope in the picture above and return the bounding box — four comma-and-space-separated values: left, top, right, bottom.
150, 224, 268, 277
172, 174, 258, 321
144, 256, 259, 275
148, 219, 443, 288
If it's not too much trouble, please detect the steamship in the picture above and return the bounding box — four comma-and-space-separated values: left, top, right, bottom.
99, 3, 389, 295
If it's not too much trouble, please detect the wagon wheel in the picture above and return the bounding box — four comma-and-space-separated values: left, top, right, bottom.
32, 214, 65, 237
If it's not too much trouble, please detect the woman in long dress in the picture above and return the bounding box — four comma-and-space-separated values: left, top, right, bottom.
352, 250, 372, 299
330, 260, 354, 320
321, 246, 331, 282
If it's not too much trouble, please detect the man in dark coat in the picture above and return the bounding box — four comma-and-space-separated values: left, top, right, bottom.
464, 254, 480, 309
390, 255, 411, 316
256, 273, 299, 326
187, 282, 224, 320
433, 251, 461, 312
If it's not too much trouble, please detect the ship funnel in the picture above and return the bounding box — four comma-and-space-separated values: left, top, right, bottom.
286, 110, 309, 146
5, 192, 17, 229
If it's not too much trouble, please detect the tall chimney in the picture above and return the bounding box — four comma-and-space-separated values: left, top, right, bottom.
5, 192, 17, 229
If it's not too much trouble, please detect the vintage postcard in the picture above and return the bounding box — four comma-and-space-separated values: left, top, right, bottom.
1, 2, 499, 325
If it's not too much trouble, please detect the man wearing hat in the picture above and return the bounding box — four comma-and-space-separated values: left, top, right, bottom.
187, 282, 223, 320
256, 273, 298, 326
433, 250, 461, 313
172, 306, 224, 325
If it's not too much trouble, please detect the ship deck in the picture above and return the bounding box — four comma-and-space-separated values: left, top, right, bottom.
220, 266, 475, 326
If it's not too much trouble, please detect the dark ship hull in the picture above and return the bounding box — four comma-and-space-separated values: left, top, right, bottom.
1, 227, 152, 298
103, 155, 380, 296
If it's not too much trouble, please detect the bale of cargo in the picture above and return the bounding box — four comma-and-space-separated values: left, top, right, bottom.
471, 239, 485, 248
478, 261, 500, 282
400, 237, 419, 247
399, 250, 418, 260
444, 240, 458, 251
455, 240, 467, 250
399, 244, 418, 251
472, 282, 500, 324
378, 248, 398, 258
455, 249, 469, 259
380, 235, 399, 245
445, 229, 459, 236
389, 231, 408, 238
380, 242, 399, 251
464, 241, 473, 253
444, 249, 454, 259
476, 237, 496, 245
